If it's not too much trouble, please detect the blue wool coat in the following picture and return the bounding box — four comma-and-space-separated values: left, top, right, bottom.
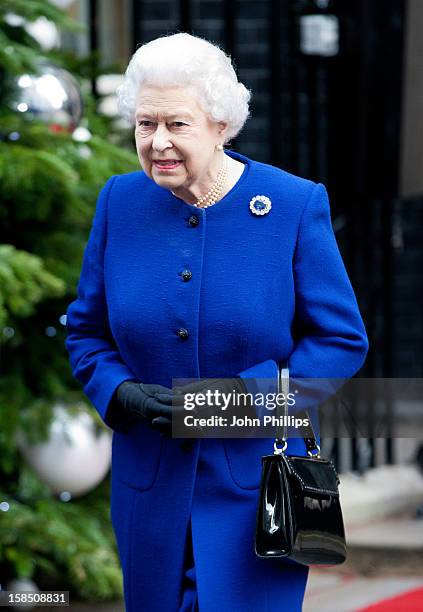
65, 150, 368, 611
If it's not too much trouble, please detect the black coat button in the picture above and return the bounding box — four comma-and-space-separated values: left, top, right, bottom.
188, 215, 199, 227
181, 269, 192, 281
176, 328, 189, 340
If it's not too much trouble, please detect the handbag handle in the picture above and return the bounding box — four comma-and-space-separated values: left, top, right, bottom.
274, 361, 321, 457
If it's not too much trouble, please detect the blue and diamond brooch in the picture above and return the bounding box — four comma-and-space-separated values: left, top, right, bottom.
249, 195, 272, 216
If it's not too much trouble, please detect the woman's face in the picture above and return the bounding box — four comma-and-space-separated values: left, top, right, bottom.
134, 85, 227, 192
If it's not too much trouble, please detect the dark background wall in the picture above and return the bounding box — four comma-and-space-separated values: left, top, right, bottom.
128, 0, 422, 379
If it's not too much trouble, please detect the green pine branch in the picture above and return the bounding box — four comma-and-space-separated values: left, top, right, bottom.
0, 244, 65, 329
0, 477, 123, 599
0, 0, 83, 77
0, 0, 139, 599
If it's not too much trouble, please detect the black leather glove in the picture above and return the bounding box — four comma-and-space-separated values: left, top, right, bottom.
106, 380, 176, 435
108, 378, 255, 437
154, 377, 250, 407
153, 377, 256, 437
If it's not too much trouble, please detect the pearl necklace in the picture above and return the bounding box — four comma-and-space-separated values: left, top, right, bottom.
194, 159, 229, 208
172, 157, 229, 208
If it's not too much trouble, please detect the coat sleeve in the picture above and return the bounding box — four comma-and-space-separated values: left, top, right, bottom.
65, 176, 137, 427
289, 182, 369, 378
236, 183, 369, 416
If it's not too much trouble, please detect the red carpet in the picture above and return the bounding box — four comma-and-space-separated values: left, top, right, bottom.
359, 586, 423, 611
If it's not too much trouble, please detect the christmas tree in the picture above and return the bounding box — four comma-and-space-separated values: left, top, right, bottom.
0, 0, 138, 600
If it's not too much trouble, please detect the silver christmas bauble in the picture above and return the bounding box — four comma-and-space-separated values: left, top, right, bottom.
16, 404, 111, 497
14, 64, 83, 130
6, 578, 39, 611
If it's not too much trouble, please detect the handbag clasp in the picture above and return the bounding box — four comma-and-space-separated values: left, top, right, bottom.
307, 443, 321, 459
273, 439, 288, 454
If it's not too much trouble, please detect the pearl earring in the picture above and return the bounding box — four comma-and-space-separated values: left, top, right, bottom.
216, 143, 223, 151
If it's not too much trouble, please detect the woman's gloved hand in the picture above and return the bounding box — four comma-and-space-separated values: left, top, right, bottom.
152, 377, 256, 436
154, 377, 249, 406
110, 377, 255, 437
155, 377, 254, 416
109, 380, 178, 436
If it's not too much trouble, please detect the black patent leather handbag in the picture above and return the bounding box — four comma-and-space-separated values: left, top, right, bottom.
255, 363, 347, 565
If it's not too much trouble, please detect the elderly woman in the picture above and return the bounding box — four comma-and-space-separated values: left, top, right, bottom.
65, 33, 368, 612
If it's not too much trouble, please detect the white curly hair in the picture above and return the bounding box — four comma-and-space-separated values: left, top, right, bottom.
116, 32, 251, 143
